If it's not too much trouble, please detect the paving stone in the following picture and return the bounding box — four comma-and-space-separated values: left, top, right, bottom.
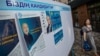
71, 28, 100, 56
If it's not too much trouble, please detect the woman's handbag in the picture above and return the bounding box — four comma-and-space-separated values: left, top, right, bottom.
83, 41, 92, 51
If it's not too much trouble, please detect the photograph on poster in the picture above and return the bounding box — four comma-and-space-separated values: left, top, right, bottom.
0, 19, 19, 56
19, 17, 42, 50
46, 11, 62, 33
46, 15, 52, 33
54, 29, 63, 44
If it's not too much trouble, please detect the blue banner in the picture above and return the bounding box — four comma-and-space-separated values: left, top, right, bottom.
54, 29, 63, 44
0, 0, 71, 11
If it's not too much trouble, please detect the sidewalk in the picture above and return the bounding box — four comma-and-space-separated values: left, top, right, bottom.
72, 28, 100, 56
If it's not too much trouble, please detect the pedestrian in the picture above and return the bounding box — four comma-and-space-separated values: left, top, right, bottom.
82, 19, 99, 56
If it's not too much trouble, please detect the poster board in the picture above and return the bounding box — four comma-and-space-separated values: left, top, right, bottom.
0, 0, 74, 56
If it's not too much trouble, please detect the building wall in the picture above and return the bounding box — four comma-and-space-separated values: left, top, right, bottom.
53, 0, 68, 4
77, 4, 89, 26
60, 0, 68, 4
76, 4, 89, 27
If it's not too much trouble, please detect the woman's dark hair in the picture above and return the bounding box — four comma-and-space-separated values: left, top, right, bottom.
83, 19, 91, 26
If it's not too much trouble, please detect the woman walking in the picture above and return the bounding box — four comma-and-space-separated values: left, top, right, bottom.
82, 19, 99, 56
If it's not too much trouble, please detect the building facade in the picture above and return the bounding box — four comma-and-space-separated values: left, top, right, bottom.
53, 0, 68, 4
68, 0, 100, 32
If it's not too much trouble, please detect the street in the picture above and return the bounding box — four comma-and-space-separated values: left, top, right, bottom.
72, 28, 100, 56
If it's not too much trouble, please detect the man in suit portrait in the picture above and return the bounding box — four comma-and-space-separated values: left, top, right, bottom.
46, 16, 52, 33
22, 23, 33, 50
1, 19, 18, 56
